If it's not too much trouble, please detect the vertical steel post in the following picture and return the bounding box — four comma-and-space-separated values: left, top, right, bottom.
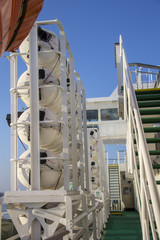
82, 195, 89, 239
59, 30, 70, 191
82, 89, 90, 192
76, 76, 85, 190
69, 57, 78, 190
10, 54, 18, 191
29, 24, 41, 239
87, 130, 91, 191
98, 134, 102, 192
140, 150, 149, 240
92, 194, 97, 239
29, 24, 40, 191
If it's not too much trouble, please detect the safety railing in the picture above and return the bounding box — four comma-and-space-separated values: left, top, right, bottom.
129, 63, 160, 90
120, 35, 160, 239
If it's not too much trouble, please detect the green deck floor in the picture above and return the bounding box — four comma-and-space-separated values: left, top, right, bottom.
102, 211, 142, 240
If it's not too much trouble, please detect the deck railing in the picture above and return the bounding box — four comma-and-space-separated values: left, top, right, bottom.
129, 63, 160, 90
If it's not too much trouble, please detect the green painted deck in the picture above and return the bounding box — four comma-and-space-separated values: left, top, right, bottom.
102, 211, 142, 240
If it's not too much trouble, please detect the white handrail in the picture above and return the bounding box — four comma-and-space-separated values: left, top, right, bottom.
120, 35, 160, 239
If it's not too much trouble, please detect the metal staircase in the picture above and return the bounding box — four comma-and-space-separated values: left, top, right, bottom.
135, 88, 160, 175
108, 164, 122, 212
118, 35, 160, 239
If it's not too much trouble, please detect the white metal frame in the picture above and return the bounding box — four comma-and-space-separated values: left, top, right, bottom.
88, 128, 109, 239
2, 20, 96, 240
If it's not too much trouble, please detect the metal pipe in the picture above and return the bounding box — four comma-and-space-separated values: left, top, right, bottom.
29, 24, 41, 239
10, 54, 18, 191
82, 90, 90, 192
69, 57, 78, 190
129, 62, 160, 70
29, 24, 40, 191
76, 74, 85, 190
59, 30, 70, 191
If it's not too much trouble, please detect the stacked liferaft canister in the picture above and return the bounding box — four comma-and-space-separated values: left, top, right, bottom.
17, 27, 75, 190
89, 129, 100, 191
6, 22, 97, 240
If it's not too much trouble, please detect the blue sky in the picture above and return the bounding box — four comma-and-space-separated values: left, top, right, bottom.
0, 0, 160, 191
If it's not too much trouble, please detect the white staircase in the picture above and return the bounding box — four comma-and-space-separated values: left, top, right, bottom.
108, 165, 121, 211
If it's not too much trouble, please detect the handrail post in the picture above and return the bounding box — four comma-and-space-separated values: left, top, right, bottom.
140, 150, 149, 239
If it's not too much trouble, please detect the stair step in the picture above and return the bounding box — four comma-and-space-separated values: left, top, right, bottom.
110, 190, 120, 192
110, 185, 120, 187
110, 191, 120, 193
135, 88, 160, 95
109, 173, 118, 175
110, 193, 120, 196
109, 174, 119, 178
110, 186, 119, 188
109, 169, 118, 171
136, 150, 160, 156
110, 196, 120, 198
110, 193, 120, 195
141, 117, 160, 124
110, 188, 120, 191
139, 109, 160, 115
110, 195, 121, 197
109, 170, 118, 172
138, 100, 160, 108
110, 198, 121, 200
109, 179, 119, 181
134, 138, 160, 144
109, 174, 119, 176
109, 168, 118, 170
109, 165, 118, 167
110, 187, 120, 190
144, 127, 160, 133
136, 94, 160, 101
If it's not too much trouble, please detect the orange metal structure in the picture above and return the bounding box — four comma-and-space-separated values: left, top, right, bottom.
0, 0, 44, 56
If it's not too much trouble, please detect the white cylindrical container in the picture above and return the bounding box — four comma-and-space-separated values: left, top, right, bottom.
19, 27, 61, 78
18, 149, 63, 189
17, 68, 62, 116
17, 108, 63, 153
90, 147, 98, 162
91, 161, 99, 177
90, 129, 98, 147
91, 176, 99, 190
